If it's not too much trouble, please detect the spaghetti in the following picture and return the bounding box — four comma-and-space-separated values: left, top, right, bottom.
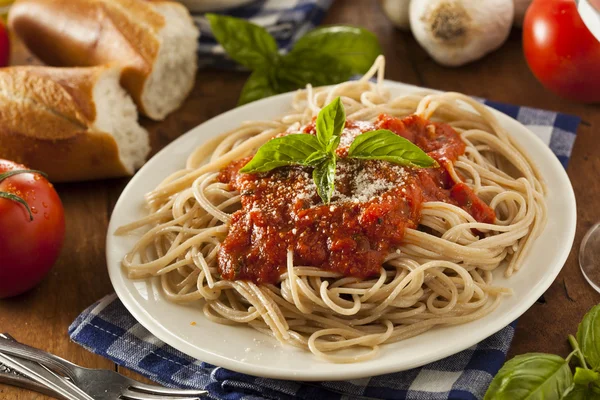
118, 56, 546, 362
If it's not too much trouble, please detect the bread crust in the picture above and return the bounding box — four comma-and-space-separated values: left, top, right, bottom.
9, 0, 167, 117
0, 66, 131, 182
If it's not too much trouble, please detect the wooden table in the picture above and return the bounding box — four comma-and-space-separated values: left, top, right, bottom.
1, 1, 599, 398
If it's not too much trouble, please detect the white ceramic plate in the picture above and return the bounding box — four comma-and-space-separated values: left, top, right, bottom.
106, 82, 576, 381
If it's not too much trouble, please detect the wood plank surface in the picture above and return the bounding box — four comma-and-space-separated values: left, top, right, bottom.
1, 1, 599, 398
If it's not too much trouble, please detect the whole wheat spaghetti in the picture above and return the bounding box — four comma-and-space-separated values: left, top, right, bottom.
118, 56, 546, 363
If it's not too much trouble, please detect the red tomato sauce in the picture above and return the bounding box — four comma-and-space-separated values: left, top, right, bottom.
218, 115, 495, 284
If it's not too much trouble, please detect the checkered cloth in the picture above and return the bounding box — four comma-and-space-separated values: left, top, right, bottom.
193, 0, 334, 68
69, 101, 580, 400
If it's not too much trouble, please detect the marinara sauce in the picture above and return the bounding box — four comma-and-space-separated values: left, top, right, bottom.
218, 115, 495, 284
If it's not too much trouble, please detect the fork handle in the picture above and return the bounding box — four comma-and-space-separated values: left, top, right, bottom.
0, 365, 61, 398
0, 334, 75, 379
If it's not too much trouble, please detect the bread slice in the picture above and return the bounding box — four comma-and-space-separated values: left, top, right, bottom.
142, 2, 199, 120
0, 65, 150, 182
9, 0, 200, 121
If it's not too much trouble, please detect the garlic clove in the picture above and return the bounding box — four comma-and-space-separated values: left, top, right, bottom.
379, 0, 412, 31
410, 0, 514, 67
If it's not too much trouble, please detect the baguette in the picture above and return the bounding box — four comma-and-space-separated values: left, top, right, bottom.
0, 65, 150, 182
8, 0, 199, 121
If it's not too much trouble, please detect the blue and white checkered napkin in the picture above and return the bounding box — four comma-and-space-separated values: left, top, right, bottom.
193, 0, 334, 68
69, 102, 579, 400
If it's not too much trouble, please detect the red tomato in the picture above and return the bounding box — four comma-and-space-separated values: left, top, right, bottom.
0, 160, 65, 298
0, 19, 8, 67
523, 0, 600, 102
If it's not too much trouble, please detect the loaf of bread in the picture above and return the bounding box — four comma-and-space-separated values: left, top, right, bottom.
0, 65, 150, 182
8, 0, 199, 121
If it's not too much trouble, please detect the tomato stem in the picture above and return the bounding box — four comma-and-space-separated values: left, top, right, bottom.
0, 169, 47, 182
0, 192, 33, 221
0, 169, 47, 222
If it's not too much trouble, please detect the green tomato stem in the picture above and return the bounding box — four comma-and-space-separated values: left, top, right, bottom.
0, 169, 47, 183
0, 192, 33, 221
0, 169, 46, 222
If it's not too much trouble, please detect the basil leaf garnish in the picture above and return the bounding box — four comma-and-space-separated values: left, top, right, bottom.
240, 134, 322, 173
206, 14, 382, 104
561, 383, 600, 399
305, 151, 329, 166
238, 70, 279, 106
291, 26, 383, 73
240, 97, 347, 204
347, 129, 437, 168
573, 367, 599, 385
485, 353, 573, 400
313, 156, 336, 205
239, 97, 439, 204
206, 13, 279, 69
316, 97, 345, 151
276, 48, 354, 88
577, 304, 600, 371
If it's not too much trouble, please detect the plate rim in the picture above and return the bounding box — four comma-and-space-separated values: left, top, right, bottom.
106, 81, 577, 381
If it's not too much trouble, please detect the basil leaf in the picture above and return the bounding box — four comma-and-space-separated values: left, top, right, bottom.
568, 335, 589, 370
577, 304, 600, 370
238, 70, 279, 106
206, 14, 278, 69
573, 367, 599, 385
278, 48, 354, 87
305, 150, 329, 166
238, 54, 353, 105
484, 353, 573, 400
291, 25, 382, 73
560, 383, 599, 399
316, 97, 345, 151
240, 134, 323, 173
347, 129, 437, 168
313, 157, 336, 204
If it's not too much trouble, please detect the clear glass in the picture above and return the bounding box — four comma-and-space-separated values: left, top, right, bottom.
577, 3, 600, 293
579, 223, 600, 293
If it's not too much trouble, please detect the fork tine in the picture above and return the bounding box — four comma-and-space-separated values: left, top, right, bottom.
120, 388, 203, 400
129, 381, 207, 397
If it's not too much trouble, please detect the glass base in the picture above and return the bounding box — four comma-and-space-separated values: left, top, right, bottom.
579, 223, 600, 294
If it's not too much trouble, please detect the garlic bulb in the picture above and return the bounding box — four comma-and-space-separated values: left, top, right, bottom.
379, 0, 412, 30
513, 0, 532, 27
410, 0, 514, 67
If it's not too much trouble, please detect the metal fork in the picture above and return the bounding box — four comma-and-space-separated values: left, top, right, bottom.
0, 348, 93, 400
0, 334, 208, 400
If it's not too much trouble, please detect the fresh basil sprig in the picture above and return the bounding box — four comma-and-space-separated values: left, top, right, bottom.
348, 130, 440, 168
206, 14, 382, 105
485, 354, 573, 399
576, 302, 600, 370
240, 97, 347, 203
562, 381, 600, 399
485, 304, 600, 399
205, 14, 279, 69
313, 154, 337, 204
238, 134, 323, 173
292, 26, 382, 73
240, 97, 436, 204
316, 96, 345, 152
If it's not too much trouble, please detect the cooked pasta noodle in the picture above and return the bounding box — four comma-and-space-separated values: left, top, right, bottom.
118, 56, 546, 363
